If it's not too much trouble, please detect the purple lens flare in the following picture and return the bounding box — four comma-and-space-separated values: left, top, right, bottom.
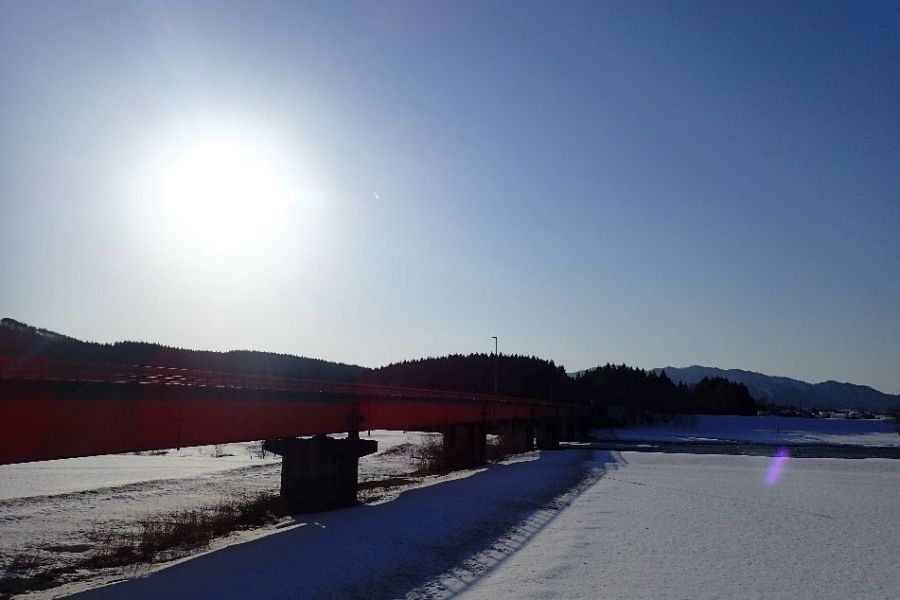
765, 446, 790, 486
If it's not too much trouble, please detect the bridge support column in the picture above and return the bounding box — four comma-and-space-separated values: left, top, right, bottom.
440, 423, 486, 471
536, 418, 561, 450
264, 435, 377, 513
559, 418, 580, 442
498, 420, 533, 454
569, 417, 587, 442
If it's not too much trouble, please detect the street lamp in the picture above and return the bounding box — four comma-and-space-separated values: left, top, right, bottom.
491, 336, 498, 397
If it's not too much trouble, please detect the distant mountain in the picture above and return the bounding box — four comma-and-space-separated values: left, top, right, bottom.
0, 318, 367, 382
0, 318, 73, 341
651, 365, 899, 413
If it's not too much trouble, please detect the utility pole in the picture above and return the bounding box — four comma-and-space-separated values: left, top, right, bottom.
492, 336, 498, 397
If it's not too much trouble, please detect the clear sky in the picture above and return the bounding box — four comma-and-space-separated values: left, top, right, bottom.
1, 1, 898, 393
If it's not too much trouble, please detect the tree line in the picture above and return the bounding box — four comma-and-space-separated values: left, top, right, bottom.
369, 356, 758, 422
0, 319, 363, 382
2, 318, 759, 421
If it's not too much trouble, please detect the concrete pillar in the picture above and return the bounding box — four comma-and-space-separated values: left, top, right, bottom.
440, 422, 486, 471
263, 435, 377, 513
566, 418, 584, 442
497, 420, 532, 454
559, 418, 580, 442
526, 420, 537, 451
536, 418, 561, 450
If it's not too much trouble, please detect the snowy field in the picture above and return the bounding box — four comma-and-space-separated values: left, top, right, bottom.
0, 444, 279, 502
595, 414, 900, 446
456, 452, 900, 600
0, 430, 416, 502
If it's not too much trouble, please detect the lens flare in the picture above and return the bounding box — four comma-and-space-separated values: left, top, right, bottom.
765, 446, 790, 486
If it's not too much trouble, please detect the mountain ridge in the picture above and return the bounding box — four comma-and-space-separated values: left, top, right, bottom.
651, 365, 898, 413
5, 318, 897, 412
0, 317, 367, 382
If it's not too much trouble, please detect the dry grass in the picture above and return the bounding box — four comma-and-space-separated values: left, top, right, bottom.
0, 551, 73, 599
0, 494, 285, 598
411, 434, 447, 474
84, 494, 285, 568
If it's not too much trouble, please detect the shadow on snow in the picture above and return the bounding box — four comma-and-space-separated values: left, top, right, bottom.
71, 450, 623, 600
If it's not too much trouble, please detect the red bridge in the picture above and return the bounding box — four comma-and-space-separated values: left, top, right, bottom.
0, 355, 587, 511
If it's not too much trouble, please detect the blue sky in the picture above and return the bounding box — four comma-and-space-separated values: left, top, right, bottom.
1, 1, 898, 393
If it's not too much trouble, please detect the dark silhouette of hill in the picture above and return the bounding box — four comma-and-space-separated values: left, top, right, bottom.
4, 318, 892, 418
0, 318, 365, 382
652, 365, 899, 413
364, 353, 575, 402
572, 364, 757, 424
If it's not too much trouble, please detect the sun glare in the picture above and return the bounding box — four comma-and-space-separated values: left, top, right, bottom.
160, 135, 291, 248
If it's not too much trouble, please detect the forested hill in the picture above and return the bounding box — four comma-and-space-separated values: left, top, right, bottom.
365, 353, 575, 402
1, 318, 831, 419
652, 365, 899, 413
573, 364, 758, 420
0, 318, 365, 382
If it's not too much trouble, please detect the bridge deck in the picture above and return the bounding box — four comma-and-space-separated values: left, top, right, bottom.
0, 356, 586, 464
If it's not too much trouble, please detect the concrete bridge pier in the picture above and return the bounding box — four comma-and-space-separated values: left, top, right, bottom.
558, 417, 581, 442
536, 417, 561, 450
263, 435, 378, 513
497, 419, 534, 454
440, 422, 486, 471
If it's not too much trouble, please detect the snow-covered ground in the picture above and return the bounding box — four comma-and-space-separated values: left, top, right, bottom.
0, 431, 417, 502
0, 443, 278, 502
595, 414, 900, 446
0, 430, 431, 596
64, 449, 592, 600
56, 451, 900, 600
3, 420, 899, 599
455, 452, 900, 600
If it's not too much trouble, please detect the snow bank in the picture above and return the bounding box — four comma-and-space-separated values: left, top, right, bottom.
597, 414, 900, 446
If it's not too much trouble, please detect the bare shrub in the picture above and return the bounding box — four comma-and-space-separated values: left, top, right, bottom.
85, 494, 284, 568
2, 495, 286, 597
486, 435, 513, 463
411, 434, 446, 474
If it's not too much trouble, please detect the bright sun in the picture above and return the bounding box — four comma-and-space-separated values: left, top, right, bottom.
160, 135, 291, 248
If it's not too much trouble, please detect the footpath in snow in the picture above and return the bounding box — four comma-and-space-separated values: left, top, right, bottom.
67, 449, 601, 600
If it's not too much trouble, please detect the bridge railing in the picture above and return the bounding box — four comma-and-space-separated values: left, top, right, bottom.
0, 354, 559, 407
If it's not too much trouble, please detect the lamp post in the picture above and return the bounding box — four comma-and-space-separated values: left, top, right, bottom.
491, 336, 498, 397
